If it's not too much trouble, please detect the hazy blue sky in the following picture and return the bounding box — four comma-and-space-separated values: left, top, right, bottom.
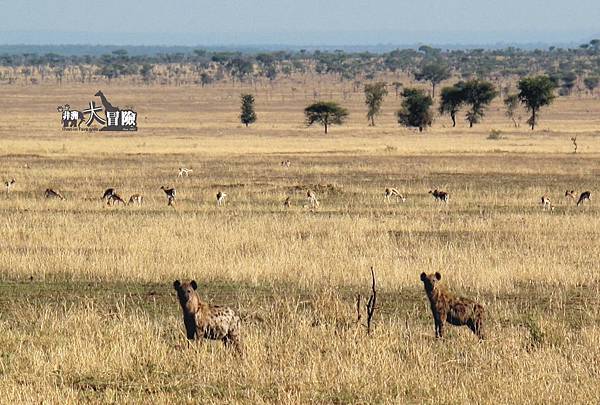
1, 0, 599, 45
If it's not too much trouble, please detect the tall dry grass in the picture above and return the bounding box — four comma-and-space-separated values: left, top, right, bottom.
0, 84, 599, 403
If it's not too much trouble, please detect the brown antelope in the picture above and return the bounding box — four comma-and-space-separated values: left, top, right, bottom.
384, 187, 406, 203
216, 191, 227, 206
101, 188, 116, 201
540, 195, 554, 211
565, 190, 576, 201
178, 167, 193, 177
280, 160, 291, 168
4, 179, 15, 194
307, 190, 319, 208
577, 191, 591, 206
161, 186, 176, 206
429, 189, 449, 203
107, 193, 126, 205
128, 194, 143, 205
283, 196, 291, 208
45, 188, 65, 200
173, 280, 242, 352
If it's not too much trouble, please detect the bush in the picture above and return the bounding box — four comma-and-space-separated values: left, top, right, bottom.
487, 129, 503, 140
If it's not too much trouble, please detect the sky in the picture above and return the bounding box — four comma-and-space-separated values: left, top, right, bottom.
0, 0, 599, 46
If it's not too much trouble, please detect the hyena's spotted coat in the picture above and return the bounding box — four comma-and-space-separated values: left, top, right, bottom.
420, 272, 485, 340
173, 280, 242, 352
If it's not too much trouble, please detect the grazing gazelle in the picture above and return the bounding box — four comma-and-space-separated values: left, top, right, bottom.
128, 194, 143, 205
429, 189, 449, 203
307, 190, 319, 208
540, 195, 554, 211
283, 196, 291, 208
384, 187, 406, 203
107, 193, 126, 205
161, 186, 176, 206
280, 160, 291, 168
577, 191, 591, 206
45, 188, 65, 200
216, 191, 227, 206
101, 188, 116, 201
4, 179, 15, 194
565, 190, 576, 201
178, 167, 193, 177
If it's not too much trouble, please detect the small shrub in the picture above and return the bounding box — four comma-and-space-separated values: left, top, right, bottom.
525, 317, 545, 350
487, 129, 503, 140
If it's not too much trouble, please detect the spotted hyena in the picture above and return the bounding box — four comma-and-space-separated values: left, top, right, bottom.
420, 272, 485, 340
173, 280, 242, 352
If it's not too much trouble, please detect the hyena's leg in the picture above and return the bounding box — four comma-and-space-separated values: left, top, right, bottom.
224, 324, 243, 354
467, 319, 484, 339
470, 309, 485, 340
434, 318, 444, 338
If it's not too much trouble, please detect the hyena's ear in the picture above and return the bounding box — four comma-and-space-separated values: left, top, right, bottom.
191, 280, 198, 290
173, 280, 181, 290
434, 272, 442, 281
420, 272, 427, 282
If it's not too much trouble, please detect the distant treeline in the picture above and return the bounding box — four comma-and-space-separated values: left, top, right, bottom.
1, 41, 600, 92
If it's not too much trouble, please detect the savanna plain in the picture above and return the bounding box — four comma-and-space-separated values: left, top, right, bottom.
1, 82, 600, 403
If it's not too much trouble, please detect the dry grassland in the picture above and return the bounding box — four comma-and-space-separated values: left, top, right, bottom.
0, 82, 600, 403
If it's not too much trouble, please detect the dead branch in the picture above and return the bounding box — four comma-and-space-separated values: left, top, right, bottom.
571, 137, 578, 154
356, 294, 362, 323
366, 267, 377, 335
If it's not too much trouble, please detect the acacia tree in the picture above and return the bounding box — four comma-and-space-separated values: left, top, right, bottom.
503, 94, 520, 127
364, 82, 388, 126
240, 94, 257, 127
396, 88, 433, 132
461, 79, 497, 127
414, 61, 451, 98
439, 84, 464, 127
391, 81, 403, 98
304, 101, 349, 134
560, 72, 577, 96
584, 76, 599, 96
518, 76, 557, 130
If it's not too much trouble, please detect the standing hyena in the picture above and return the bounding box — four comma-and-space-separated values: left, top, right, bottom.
420, 272, 485, 340
173, 280, 242, 352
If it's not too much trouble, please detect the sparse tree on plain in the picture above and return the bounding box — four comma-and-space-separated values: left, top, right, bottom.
560, 72, 577, 96
392, 81, 403, 98
304, 101, 349, 134
439, 84, 465, 127
517, 76, 557, 130
584, 76, 599, 96
461, 79, 497, 128
139, 64, 154, 85
364, 82, 388, 126
240, 94, 257, 127
396, 88, 433, 132
503, 94, 520, 127
414, 61, 451, 98
199, 72, 212, 87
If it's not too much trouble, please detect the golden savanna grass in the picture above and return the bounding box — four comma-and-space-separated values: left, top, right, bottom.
1, 82, 600, 403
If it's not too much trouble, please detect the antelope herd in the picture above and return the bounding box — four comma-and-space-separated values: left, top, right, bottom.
2, 169, 594, 213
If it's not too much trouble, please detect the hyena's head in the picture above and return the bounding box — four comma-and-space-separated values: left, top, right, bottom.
420, 272, 442, 293
173, 280, 199, 308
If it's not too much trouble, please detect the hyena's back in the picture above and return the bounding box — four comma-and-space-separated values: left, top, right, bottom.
199, 306, 241, 341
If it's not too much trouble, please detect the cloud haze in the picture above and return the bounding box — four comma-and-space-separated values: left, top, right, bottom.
1, 0, 599, 45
